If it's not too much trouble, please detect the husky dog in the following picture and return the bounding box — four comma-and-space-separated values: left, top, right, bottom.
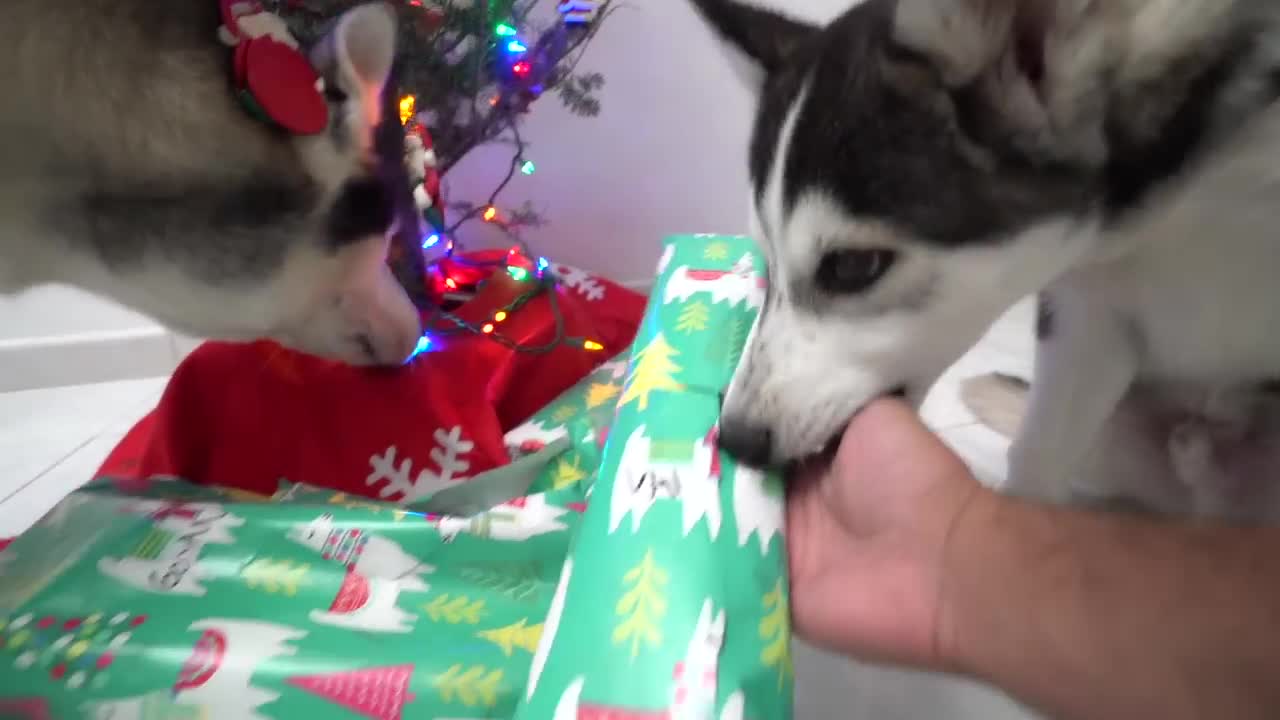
695, 0, 1280, 521
0, 0, 425, 365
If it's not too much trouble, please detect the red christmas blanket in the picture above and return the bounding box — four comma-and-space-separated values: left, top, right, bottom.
96, 257, 645, 501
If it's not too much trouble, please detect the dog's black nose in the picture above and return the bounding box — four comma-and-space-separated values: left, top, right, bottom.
718, 418, 773, 468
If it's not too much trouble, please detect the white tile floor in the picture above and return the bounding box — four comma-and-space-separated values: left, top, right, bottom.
0, 299, 1039, 718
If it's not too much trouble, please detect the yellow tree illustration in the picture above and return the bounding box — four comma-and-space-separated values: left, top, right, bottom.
551, 453, 588, 490
760, 579, 792, 687
423, 594, 486, 624
704, 241, 730, 260
551, 405, 579, 424
618, 333, 685, 411
612, 549, 670, 660
675, 301, 711, 334
477, 618, 544, 656
433, 665, 504, 708
240, 558, 309, 596
585, 381, 622, 409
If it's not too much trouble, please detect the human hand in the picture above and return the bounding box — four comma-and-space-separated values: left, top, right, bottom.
785, 398, 991, 670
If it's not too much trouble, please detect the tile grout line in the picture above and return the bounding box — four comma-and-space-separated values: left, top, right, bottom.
0, 433, 99, 505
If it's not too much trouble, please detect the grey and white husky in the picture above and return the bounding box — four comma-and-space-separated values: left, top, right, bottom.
696, 0, 1280, 522
0, 0, 424, 365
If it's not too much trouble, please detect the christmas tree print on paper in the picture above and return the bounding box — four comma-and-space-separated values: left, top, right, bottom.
550, 601, 726, 719
287, 664, 416, 720
478, 618, 543, 656
325, 493, 411, 521
675, 301, 711, 334
434, 665, 505, 709
1, 611, 143, 692
612, 550, 669, 659
760, 579, 792, 688
240, 558, 310, 596
422, 595, 485, 624
551, 405, 579, 424
585, 381, 621, 409
551, 453, 589, 491
619, 332, 684, 411
458, 563, 544, 604
703, 241, 730, 261
365, 426, 474, 503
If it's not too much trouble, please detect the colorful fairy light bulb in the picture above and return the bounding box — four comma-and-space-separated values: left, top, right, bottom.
482, 323, 495, 334
495, 23, 517, 36
483, 206, 498, 222
398, 95, 416, 125
583, 340, 604, 351
494, 311, 508, 322
520, 160, 536, 175
512, 61, 532, 77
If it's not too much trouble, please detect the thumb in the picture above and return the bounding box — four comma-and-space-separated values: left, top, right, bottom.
838, 398, 950, 471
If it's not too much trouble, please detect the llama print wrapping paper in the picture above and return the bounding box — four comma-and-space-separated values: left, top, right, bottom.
0, 235, 791, 720
513, 235, 791, 720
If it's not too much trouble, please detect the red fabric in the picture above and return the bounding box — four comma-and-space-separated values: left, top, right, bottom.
98, 257, 645, 499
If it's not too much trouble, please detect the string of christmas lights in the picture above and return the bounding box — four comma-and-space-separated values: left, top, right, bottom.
375, 0, 614, 361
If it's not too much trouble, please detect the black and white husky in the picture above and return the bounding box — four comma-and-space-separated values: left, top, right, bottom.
0, 0, 424, 366
695, 0, 1280, 522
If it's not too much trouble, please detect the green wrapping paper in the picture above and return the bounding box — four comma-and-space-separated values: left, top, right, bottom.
0, 235, 791, 720
516, 235, 791, 720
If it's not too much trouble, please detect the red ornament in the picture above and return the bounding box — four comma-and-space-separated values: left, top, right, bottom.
243, 38, 328, 134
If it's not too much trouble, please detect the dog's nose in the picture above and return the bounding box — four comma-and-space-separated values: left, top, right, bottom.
718, 417, 773, 469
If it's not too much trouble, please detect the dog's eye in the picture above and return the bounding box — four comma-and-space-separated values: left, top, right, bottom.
815, 249, 896, 294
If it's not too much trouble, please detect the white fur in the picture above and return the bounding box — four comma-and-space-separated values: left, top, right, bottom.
720, 0, 1280, 520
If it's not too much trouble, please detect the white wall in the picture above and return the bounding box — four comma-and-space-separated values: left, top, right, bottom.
0, 0, 852, 371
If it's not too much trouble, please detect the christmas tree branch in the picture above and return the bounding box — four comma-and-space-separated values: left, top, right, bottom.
445, 117, 527, 237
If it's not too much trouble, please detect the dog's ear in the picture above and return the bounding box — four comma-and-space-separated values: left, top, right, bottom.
891, 0, 1053, 86
892, 0, 1079, 152
689, 0, 819, 84
311, 3, 398, 140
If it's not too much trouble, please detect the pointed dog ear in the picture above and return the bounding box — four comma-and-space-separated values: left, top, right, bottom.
688, 0, 819, 84
892, 0, 1055, 88
893, 0, 1073, 153
311, 3, 398, 133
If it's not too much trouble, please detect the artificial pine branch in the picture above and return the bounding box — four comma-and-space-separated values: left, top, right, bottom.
273, 0, 611, 245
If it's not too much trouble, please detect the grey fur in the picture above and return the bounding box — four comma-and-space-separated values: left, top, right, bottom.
694, 0, 1280, 468
0, 0, 424, 365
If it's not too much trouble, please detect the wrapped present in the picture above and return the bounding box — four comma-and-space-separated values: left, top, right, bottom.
0, 235, 791, 720
514, 235, 790, 720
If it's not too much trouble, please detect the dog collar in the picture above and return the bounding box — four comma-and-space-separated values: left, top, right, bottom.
218, 0, 328, 135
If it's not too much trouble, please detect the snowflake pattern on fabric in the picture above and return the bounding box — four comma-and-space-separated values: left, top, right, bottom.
366, 427, 474, 503
551, 264, 606, 302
